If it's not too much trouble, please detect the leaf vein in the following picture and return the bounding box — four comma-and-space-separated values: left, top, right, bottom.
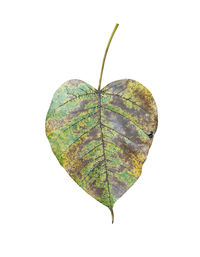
59, 123, 99, 157
102, 92, 149, 113
104, 107, 149, 137
98, 92, 112, 208
52, 110, 98, 142
55, 93, 98, 110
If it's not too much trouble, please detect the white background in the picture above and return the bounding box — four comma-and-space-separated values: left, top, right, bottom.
0, 0, 200, 256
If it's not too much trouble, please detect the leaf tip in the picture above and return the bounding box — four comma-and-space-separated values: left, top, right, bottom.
110, 208, 114, 224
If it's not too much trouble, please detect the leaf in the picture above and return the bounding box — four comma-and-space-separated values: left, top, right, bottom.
45, 79, 158, 222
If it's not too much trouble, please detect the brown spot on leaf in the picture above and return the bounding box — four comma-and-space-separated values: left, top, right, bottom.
88, 180, 105, 198
110, 175, 128, 199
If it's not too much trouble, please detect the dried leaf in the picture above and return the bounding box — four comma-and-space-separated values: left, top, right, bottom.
45, 79, 158, 222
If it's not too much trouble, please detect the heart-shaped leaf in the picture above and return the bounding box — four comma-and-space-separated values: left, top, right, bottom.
45, 79, 158, 221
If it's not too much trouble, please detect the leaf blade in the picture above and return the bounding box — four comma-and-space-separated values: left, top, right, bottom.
46, 79, 158, 211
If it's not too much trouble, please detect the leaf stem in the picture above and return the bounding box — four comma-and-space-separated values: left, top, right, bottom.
98, 23, 119, 91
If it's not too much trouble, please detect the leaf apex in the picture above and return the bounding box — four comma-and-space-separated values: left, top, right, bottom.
110, 208, 114, 224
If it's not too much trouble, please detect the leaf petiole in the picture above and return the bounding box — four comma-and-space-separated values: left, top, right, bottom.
98, 23, 119, 91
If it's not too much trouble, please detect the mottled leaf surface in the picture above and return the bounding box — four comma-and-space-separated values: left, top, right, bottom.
46, 79, 158, 212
